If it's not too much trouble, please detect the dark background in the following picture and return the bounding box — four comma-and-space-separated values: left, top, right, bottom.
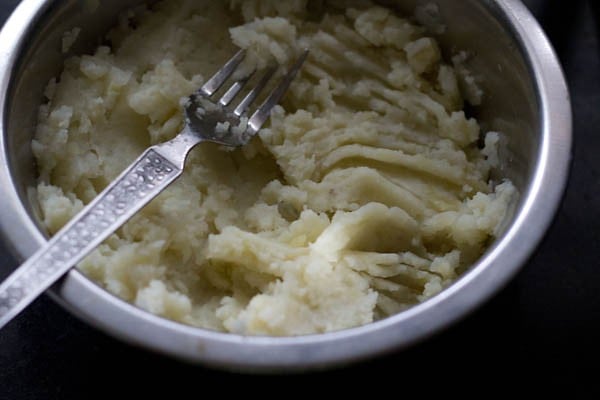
1, 0, 599, 396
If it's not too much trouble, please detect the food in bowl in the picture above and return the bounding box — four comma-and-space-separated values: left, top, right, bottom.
32, 0, 517, 336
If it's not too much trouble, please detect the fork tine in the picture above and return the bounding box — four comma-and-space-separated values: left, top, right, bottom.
233, 66, 277, 117
199, 49, 246, 97
246, 49, 309, 135
219, 71, 255, 107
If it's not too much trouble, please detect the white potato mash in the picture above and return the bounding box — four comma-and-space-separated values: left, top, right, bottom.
33, 0, 516, 335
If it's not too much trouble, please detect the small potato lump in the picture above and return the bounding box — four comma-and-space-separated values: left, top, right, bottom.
33, 0, 517, 336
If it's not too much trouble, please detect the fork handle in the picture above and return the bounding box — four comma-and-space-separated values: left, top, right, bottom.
0, 146, 184, 329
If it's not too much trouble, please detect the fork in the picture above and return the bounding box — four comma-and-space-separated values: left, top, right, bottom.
0, 49, 309, 329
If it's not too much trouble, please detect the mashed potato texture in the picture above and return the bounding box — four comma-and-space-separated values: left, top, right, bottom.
33, 0, 516, 335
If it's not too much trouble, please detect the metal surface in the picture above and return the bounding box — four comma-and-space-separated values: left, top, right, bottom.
0, 0, 571, 371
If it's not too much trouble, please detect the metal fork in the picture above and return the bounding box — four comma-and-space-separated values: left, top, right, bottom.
0, 49, 309, 329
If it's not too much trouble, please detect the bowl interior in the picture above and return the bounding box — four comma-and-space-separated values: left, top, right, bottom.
6, 1, 537, 236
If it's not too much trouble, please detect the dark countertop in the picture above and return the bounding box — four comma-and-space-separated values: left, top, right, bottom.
1, 0, 599, 396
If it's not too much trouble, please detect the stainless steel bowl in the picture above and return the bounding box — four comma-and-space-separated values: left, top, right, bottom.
0, 0, 571, 371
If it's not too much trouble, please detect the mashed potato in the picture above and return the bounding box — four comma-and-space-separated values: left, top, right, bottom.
33, 0, 516, 335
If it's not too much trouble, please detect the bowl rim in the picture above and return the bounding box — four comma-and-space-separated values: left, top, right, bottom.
0, 0, 572, 371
